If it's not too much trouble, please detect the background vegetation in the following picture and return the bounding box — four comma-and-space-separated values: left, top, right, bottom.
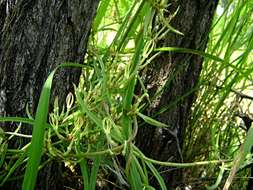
0, 0, 253, 189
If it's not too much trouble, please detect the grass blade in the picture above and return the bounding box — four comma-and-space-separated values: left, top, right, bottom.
79, 158, 90, 189
90, 155, 102, 190
145, 161, 167, 190
93, 0, 111, 32
22, 70, 56, 190
76, 90, 103, 128
137, 112, 168, 128
223, 124, 253, 190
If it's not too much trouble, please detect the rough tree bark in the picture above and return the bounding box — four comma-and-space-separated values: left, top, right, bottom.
0, 0, 99, 189
136, 0, 218, 188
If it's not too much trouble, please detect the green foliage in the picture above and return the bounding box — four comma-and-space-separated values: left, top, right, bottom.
184, 0, 253, 189
0, 0, 253, 189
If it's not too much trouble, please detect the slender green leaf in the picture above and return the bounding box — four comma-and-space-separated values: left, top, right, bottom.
76, 90, 103, 128
93, 0, 112, 32
90, 155, 102, 190
137, 112, 168, 128
145, 161, 167, 190
22, 70, 56, 190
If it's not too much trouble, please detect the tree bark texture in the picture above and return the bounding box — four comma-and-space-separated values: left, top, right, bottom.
0, 0, 99, 189
136, 0, 218, 188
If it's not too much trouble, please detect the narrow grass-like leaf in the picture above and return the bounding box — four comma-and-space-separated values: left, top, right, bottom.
145, 161, 167, 190
0, 117, 34, 126
1, 152, 27, 187
137, 112, 168, 128
103, 0, 138, 60
133, 156, 149, 186
93, 0, 111, 32
22, 70, 56, 190
0, 141, 7, 169
90, 155, 102, 190
77, 140, 90, 189
207, 163, 225, 190
79, 158, 89, 189
76, 90, 103, 128
156, 46, 252, 80
133, 146, 228, 167
224, 124, 253, 190
116, 0, 145, 52
123, 28, 144, 110
155, 47, 224, 63
129, 158, 143, 190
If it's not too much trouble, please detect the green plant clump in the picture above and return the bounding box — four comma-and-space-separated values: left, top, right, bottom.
0, 0, 253, 189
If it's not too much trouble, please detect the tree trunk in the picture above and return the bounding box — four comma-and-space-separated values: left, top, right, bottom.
0, 0, 99, 189
136, 0, 218, 188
